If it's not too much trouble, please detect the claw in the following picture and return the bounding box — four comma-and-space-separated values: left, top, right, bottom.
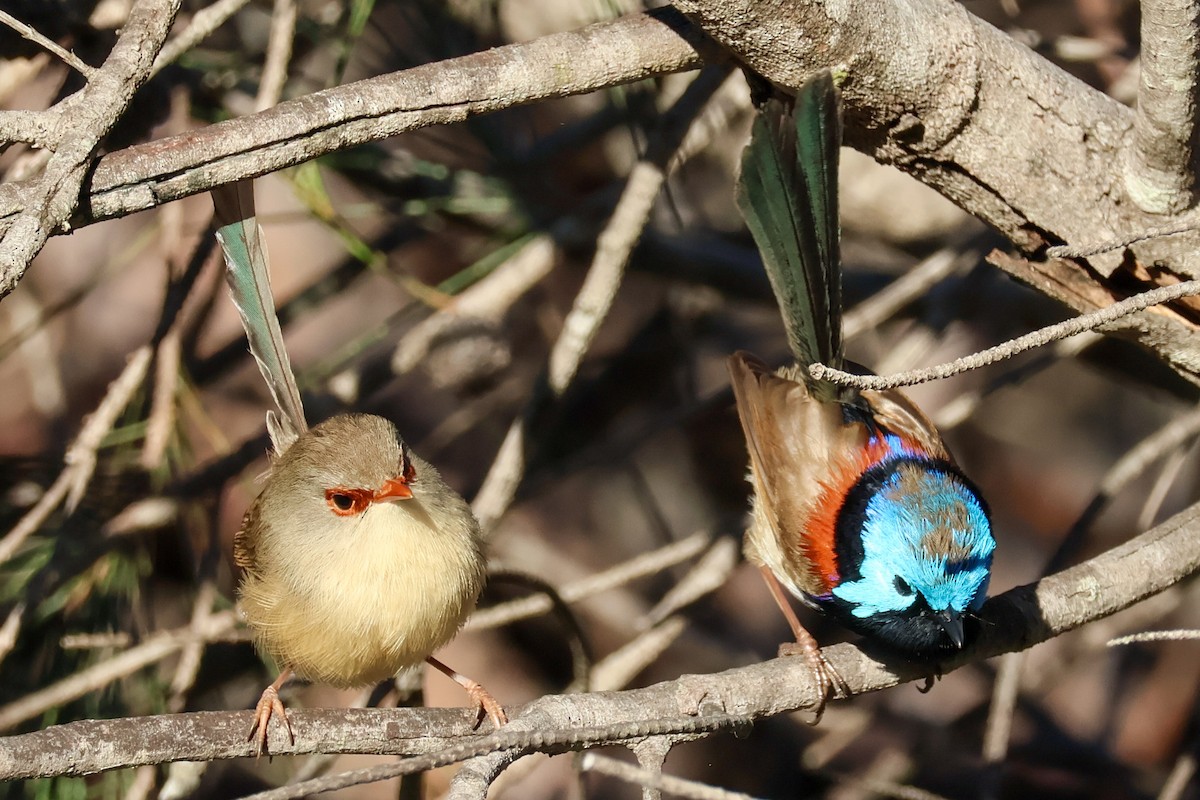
248, 671, 294, 758
426, 655, 507, 728
760, 567, 844, 723
777, 635, 844, 724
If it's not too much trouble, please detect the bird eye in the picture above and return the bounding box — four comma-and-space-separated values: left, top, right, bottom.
894, 576, 914, 596
325, 489, 367, 515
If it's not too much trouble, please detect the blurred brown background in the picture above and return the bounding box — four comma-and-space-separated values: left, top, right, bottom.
1, 0, 1198, 798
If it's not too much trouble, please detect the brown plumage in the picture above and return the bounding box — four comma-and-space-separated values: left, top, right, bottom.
729, 352, 956, 599
235, 414, 486, 689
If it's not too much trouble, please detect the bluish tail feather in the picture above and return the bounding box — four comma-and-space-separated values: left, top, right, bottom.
212, 181, 308, 454
736, 72, 843, 397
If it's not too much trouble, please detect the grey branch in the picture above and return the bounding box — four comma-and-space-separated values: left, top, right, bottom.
1, 498, 1197, 783
673, 0, 1200, 383
1123, 0, 1200, 214
0, 0, 181, 298
0, 9, 706, 254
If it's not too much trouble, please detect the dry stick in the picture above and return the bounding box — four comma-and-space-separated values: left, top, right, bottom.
152, 0, 253, 75
0, 345, 153, 565
251, 715, 745, 800
14, 8, 705, 238
809, 279, 1200, 391
822, 770, 952, 800
582, 752, 755, 800
255, 0, 296, 112
1046, 402, 1200, 576
841, 246, 976, 340
823, 749, 919, 800
1046, 216, 1200, 258
1108, 630, 1200, 645
0, 9, 95, 78
0, 606, 23, 665
0, 611, 238, 732
980, 652, 1025, 800
392, 235, 558, 376
590, 617, 689, 693
3, 496, 1191, 786
642, 536, 739, 628
168, 582, 220, 712
0, 0, 181, 297
468, 531, 710, 631
1138, 444, 1192, 532
4, 291, 66, 415
1122, 0, 1200, 214
1158, 749, 1199, 800
471, 65, 731, 530
141, 165, 190, 470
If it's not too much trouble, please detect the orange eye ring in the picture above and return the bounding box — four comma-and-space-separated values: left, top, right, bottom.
325, 488, 372, 516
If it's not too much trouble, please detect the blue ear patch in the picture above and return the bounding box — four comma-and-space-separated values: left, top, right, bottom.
830, 455, 994, 619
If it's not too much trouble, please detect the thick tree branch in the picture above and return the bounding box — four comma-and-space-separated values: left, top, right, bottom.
673, 0, 1200, 383
1, 498, 1197, 783
0, 0, 180, 297
1124, 0, 1200, 214
0, 9, 707, 251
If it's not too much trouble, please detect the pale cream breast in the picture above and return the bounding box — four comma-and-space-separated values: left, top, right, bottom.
240, 499, 485, 688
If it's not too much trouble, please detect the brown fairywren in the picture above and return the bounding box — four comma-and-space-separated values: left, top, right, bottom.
213, 183, 505, 756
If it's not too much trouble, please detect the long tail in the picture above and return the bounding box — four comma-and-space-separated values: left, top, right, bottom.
736, 70, 843, 398
212, 180, 307, 454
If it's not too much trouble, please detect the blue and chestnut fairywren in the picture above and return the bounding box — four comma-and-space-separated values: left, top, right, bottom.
730, 71, 996, 704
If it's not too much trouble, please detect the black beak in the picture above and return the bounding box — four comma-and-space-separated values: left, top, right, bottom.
936, 609, 965, 649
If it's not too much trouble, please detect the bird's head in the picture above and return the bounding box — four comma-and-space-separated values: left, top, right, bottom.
260, 414, 424, 535
827, 458, 995, 656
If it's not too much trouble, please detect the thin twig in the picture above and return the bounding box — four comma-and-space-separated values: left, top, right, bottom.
0, 611, 238, 732
0, 0, 181, 297
471, 66, 732, 530
1108, 630, 1200, 646
1047, 401, 1200, 575
581, 752, 761, 800
255, 0, 295, 111
0, 9, 95, 78
590, 617, 688, 692
467, 531, 711, 631
641, 536, 738, 628
1157, 748, 1198, 800
152, 0, 253, 75
842, 247, 976, 340
980, 652, 1025, 800
810, 280, 1200, 390
1046, 211, 1200, 257
0, 345, 153, 564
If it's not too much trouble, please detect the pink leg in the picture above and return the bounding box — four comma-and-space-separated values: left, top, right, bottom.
247, 668, 294, 758
759, 567, 845, 722
426, 656, 507, 728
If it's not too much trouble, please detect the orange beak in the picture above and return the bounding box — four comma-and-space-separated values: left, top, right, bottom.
373, 476, 414, 501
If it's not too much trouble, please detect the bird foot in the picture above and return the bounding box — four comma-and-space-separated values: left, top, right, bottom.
426, 655, 507, 728
463, 677, 508, 729
778, 639, 846, 724
248, 681, 295, 758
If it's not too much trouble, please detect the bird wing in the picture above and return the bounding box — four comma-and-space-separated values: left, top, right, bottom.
863, 387, 953, 461
232, 505, 261, 573
736, 71, 843, 399
212, 180, 308, 455
728, 352, 869, 597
